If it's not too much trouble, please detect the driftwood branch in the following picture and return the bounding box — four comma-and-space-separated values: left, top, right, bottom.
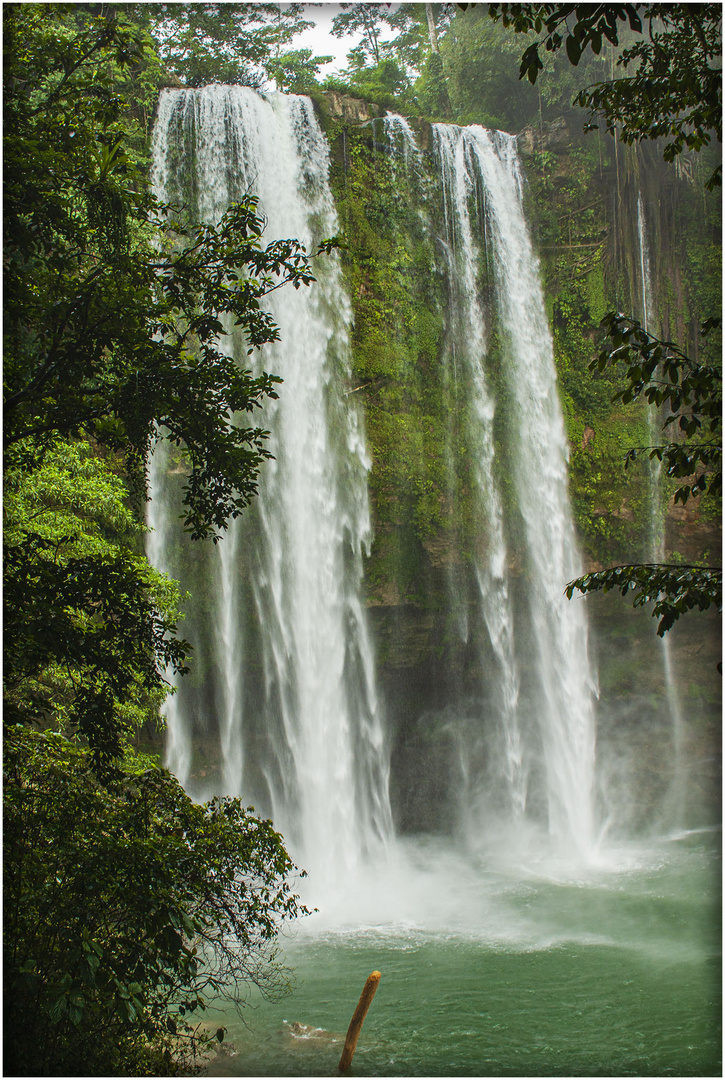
338, 971, 381, 1072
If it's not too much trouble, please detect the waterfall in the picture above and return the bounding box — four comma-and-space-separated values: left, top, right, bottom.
149, 88, 600, 883
637, 194, 666, 558
148, 86, 392, 883
435, 124, 598, 856
432, 123, 527, 831
636, 193, 686, 829
381, 117, 599, 857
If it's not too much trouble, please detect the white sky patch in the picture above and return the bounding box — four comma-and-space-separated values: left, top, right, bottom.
289, 2, 403, 78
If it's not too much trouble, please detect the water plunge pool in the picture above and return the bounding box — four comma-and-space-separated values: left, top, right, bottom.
205, 830, 721, 1077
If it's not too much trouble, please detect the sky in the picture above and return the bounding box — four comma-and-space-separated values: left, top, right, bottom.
290, 2, 403, 78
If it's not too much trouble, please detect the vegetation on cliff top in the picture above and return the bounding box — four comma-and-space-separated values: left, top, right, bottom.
320, 3, 721, 630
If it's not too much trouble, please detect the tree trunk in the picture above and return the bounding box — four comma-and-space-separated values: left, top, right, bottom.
426, 4, 439, 53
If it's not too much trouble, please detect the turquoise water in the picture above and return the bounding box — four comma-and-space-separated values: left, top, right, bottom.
206, 831, 721, 1077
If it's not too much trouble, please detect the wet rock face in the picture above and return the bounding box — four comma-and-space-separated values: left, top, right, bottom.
320, 90, 381, 124
517, 116, 574, 155
665, 497, 721, 564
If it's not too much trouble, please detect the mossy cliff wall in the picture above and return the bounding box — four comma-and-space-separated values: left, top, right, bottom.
313, 93, 720, 827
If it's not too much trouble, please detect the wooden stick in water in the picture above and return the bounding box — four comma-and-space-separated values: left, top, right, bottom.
338, 970, 381, 1072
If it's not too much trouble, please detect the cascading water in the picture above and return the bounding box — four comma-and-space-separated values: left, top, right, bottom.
148, 89, 707, 876
464, 127, 598, 855
432, 122, 528, 835
383, 117, 598, 857
636, 193, 686, 829
383, 114, 526, 833
148, 86, 392, 885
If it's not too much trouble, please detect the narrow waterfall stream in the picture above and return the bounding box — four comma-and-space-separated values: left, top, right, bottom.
636, 193, 687, 830
146, 92, 719, 1076
432, 121, 527, 840
380, 117, 597, 856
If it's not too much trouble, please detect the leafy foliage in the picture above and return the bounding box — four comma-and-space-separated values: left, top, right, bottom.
3, 441, 187, 766
486, 4, 722, 186
132, 3, 314, 88
331, 3, 389, 65
383, 3, 454, 71
4, 533, 187, 767
442, 8, 539, 129
486, 3, 645, 79
566, 563, 722, 636
325, 4, 456, 114
444, 5, 614, 129
267, 47, 334, 94
577, 6, 721, 184
591, 313, 722, 505
4, 728, 308, 1076
341, 54, 414, 110
567, 313, 721, 631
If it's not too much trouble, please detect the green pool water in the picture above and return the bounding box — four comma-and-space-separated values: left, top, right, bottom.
205, 830, 721, 1077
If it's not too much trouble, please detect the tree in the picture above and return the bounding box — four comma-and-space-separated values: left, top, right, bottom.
4, 728, 308, 1076
331, 3, 388, 65
442, 4, 613, 131
4, 6, 319, 1069
441, 6, 544, 129
486, 4, 722, 186
327, 3, 451, 114
566, 314, 721, 635
381, 3, 454, 71
342, 52, 414, 110
132, 3, 314, 88
3, 439, 186, 764
267, 47, 334, 94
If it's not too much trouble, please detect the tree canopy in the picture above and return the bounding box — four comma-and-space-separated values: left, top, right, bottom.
566, 312, 722, 635
486, 3, 722, 187
4, 728, 307, 1075
331, 3, 388, 65
131, 2, 314, 88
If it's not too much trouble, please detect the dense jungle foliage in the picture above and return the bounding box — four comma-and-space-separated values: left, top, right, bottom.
4, 4, 317, 1073
3, 3, 721, 1074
